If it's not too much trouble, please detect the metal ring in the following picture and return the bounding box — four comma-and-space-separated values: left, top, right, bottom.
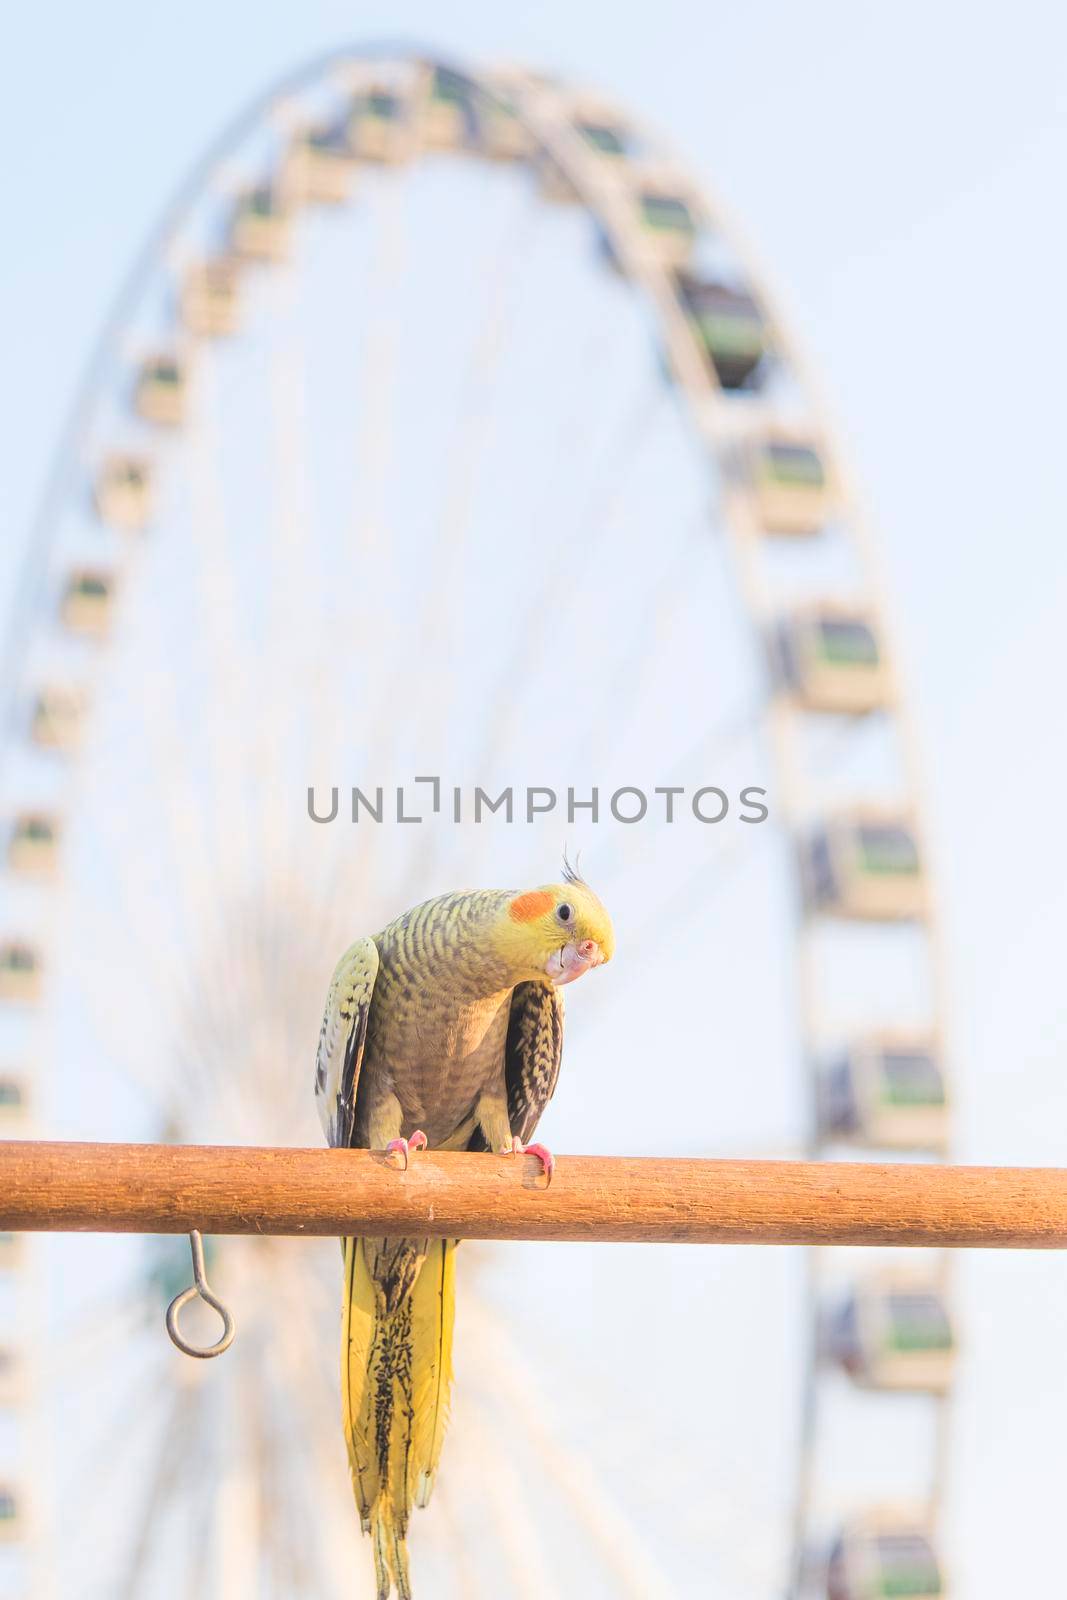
164, 1230, 236, 1359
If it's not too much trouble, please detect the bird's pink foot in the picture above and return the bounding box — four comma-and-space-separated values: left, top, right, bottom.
506, 1138, 555, 1185
385, 1131, 428, 1171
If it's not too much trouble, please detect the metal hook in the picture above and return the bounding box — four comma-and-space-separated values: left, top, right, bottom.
165, 1230, 236, 1359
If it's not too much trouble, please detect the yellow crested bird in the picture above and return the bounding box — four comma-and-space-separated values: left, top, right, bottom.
314, 867, 614, 1598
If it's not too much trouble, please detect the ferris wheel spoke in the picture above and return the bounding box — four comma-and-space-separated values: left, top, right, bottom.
114, 635, 317, 1120
442, 376, 673, 895
462, 1295, 677, 1599
62, 761, 273, 1129
78, 793, 197, 1008
540, 508, 717, 781
242, 1355, 293, 1598
424, 1464, 489, 1600
115, 1380, 202, 1600
462, 374, 672, 800
47, 1279, 159, 1381
566, 832, 756, 1057
628, 826, 750, 939
255, 258, 328, 910
58, 605, 223, 1034
303, 177, 413, 915
59, 928, 186, 1122
179, 344, 261, 897
252, 1335, 359, 1597
379, 196, 542, 768
392, 190, 543, 751
458, 1401, 561, 1598
109, 476, 289, 1094
367, 202, 554, 912
61, 890, 256, 1134
573, 693, 767, 893
186, 1430, 225, 1600
270, 1274, 371, 1597
113, 632, 243, 963
272, 1374, 332, 1597
61, 1350, 171, 1577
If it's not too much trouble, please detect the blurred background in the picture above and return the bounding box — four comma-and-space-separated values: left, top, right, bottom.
1, 3, 1065, 1596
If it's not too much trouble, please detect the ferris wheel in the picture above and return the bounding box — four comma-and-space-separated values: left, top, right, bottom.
0, 45, 954, 1600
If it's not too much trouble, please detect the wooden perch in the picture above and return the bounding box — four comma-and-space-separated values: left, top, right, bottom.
1, 1141, 1066, 1247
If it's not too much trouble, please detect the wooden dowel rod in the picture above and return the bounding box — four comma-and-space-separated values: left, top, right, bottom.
1, 1141, 1066, 1247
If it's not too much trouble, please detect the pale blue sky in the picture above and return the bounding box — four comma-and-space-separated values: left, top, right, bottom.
2, 3, 1067, 1594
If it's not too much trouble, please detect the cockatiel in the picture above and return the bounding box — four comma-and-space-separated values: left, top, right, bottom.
314, 868, 614, 1599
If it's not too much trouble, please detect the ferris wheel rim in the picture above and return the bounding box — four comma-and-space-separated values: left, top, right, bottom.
0, 43, 954, 1600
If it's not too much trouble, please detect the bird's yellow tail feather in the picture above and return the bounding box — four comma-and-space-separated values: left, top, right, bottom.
410, 1235, 456, 1509
341, 1236, 456, 1599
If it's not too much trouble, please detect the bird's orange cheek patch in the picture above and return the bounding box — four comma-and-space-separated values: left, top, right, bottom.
509, 890, 554, 923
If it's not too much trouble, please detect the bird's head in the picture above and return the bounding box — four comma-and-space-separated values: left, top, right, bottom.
496, 866, 615, 987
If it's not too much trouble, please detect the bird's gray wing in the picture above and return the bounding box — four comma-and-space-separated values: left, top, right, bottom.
501, 979, 564, 1144
314, 936, 380, 1148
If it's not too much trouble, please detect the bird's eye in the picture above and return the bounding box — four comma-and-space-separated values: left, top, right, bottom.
557, 903, 573, 924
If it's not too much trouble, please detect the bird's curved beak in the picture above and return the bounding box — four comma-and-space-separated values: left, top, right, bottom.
545, 939, 603, 986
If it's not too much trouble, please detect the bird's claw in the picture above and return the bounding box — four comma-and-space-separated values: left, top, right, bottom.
506, 1138, 554, 1185
385, 1131, 428, 1171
